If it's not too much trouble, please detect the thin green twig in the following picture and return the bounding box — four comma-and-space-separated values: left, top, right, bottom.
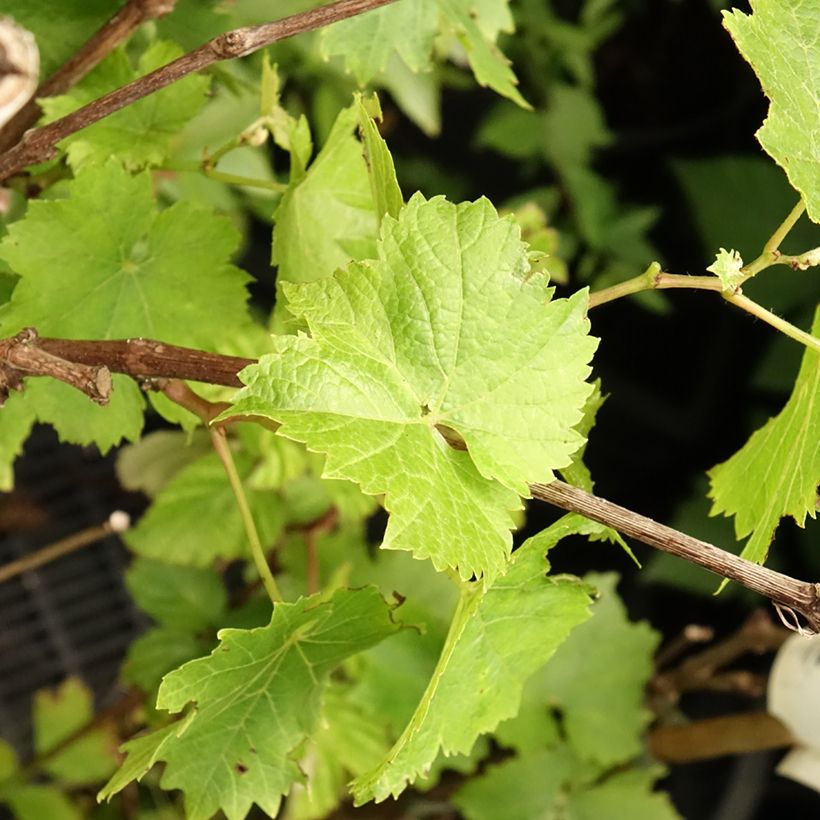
741, 199, 807, 280
588, 263, 820, 354
724, 292, 820, 354
765, 199, 806, 255
587, 263, 722, 309
210, 427, 282, 604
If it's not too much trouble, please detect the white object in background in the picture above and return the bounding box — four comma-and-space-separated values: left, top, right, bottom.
768, 632, 820, 792
0, 17, 39, 129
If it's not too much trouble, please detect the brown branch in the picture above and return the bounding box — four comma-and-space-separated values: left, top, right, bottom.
0, 0, 400, 180
0, 0, 179, 153
530, 480, 820, 634
1, 328, 112, 404
651, 609, 789, 704
655, 624, 715, 670
700, 670, 768, 698
649, 712, 794, 763
0, 330, 253, 402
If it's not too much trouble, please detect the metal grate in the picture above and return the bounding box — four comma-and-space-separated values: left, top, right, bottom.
0, 426, 148, 756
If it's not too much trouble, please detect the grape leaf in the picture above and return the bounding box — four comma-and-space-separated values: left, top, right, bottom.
23, 376, 146, 455
125, 558, 227, 631
41, 41, 210, 172
454, 747, 678, 820
453, 745, 579, 820
123, 627, 210, 695
535, 573, 659, 767
357, 95, 403, 224
0, 784, 82, 820
261, 58, 313, 182
321, 0, 438, 84
272, 105, 377, 287
228, 194, 596, 582
567, 767, 679, 820
708, 307, 820, 564
723, 1, 820, 222
128, 569, 271, 698
100, 587, 403, 820
351, 520, 593, 803
0, 161, 249, 452
155, 0, 230, 50
321, 0, 527, 107
286, 684, 390, 820
439, 0, 528, 108
124, 450, 286, 567
33, 678, 117, 785
0, 161, 249, 347
116, 430, 212, 498
343, 550, 458, 753
98, 714, 195, 803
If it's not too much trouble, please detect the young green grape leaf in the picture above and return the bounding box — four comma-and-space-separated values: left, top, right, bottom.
707, 247, 745, 291
100, 587, 403, 820
261, 57, 313, 181
351, 520, 594, 803
230, 194, 596, 582
438, 0, 528, 108
321, 0, 527, 108
535, 573, 659, 767
0, 392, 34, 491
33, 678, 117, 785
125, 558, 227, 632
124, 450, 285, 567
41, 41, 210, 171
723, 1, 820, 222
357, 94, 403, 224
321, 0, 438, 85
272, 104, 377, 286
708, 307, 820, 564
